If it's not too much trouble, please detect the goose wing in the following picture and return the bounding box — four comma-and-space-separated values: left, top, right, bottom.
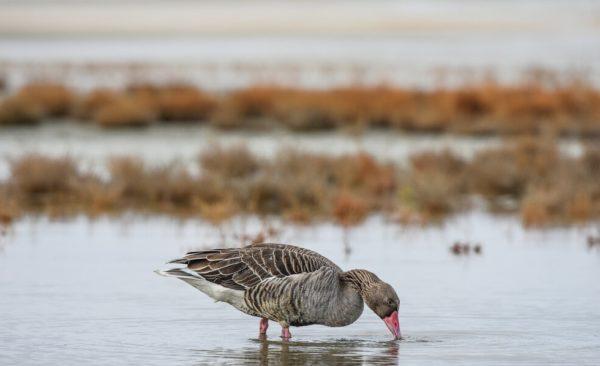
169, 243, 341, 291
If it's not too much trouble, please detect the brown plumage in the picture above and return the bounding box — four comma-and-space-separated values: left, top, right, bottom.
169, 243, 340, 290
158, 243, 401, 340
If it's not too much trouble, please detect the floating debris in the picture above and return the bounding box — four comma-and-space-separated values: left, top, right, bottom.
235, 224, 281, 247
587, 235, 600, 248
450, 241, 482, 255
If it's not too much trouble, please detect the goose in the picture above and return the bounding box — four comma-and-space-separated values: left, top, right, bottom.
156, 243, 401, 340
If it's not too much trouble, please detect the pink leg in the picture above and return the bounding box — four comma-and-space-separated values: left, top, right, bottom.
259, 318, 269, 334
281, 326, 292, 339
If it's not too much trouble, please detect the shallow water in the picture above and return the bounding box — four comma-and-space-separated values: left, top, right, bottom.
2, 31, 599, 91
1, 0, 599, 90
0, 123, 501, 176
0, 122, 586, 179
0, 212, 599, 365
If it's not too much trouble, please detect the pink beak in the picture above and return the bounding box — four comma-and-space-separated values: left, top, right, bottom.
383, 311, 401, 340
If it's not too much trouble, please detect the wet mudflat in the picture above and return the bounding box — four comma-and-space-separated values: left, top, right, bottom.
0, 212, 598, 365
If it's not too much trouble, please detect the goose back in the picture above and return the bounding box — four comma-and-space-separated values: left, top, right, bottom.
169, 243, 341, 291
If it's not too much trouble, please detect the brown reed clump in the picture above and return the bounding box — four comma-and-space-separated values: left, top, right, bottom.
107, 157, 154, 203
210, 86, 283, 129
582, 145, 600, 178
199, 145, 260, 179
1, 140, 600, 226
260, 152, 329, 222
126, 83, 216, 122
399, 150, 467, 218
274, 91, 340, 131
246, 176, 293, 215
333, 191, 369, 227
0, 96, 42, 125
466, 139, 600, 226
0, 209, 14, 226
156, 85, 216, 122
17, 83, 75, 117
93, 97, 154, 127
2, 75, 600, 135
73, 89, 119, 120
9, 154, 80, 196
106, 157, 201, 213
468, 138, 559, 200
5, 154, 92, 217
0, 191, 19, 225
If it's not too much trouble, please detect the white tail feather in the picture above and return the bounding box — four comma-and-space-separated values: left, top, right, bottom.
155, 267, 248, 312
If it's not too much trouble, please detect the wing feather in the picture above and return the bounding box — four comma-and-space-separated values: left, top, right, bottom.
169, 243, 340, 291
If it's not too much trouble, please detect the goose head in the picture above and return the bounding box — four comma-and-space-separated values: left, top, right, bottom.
363, 281, 401, 340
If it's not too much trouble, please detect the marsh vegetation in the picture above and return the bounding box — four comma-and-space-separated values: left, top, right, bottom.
1, 77, 599, 136
1, 139, 598, 227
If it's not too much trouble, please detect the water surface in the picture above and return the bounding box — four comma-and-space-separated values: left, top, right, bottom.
0, 123, 586, 179
1, 0, 599, 89
0, 212, 598, 365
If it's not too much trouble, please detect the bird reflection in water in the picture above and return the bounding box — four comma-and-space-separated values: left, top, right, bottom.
198, 334, 399, 365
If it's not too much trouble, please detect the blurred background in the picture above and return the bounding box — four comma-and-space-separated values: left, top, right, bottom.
0, 1, 599, 365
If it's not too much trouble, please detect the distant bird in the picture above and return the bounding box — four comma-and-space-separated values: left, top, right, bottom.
157, 243, 401, 340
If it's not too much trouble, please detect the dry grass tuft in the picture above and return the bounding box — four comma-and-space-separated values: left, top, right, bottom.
211, 86, 284, 129
107, 157, 201, 213
0, 193, 19, 225
582, 145, 600, 177
200, 145, 260, 179
333, 191, 369, 226
9, 154, 80, 196
3, 77, 600, 135
73, 89, 119, 120
157, 84, 216, 122
274, 91, 340, 131
1, 140, 600, 226
0, 75, 6, 92
93, 97, 154, 127
17, 83, 75, 117
5, 154, 90, 216
469, 138, 558, 200
401, 150, 467, 217
0, 96, 42, 125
